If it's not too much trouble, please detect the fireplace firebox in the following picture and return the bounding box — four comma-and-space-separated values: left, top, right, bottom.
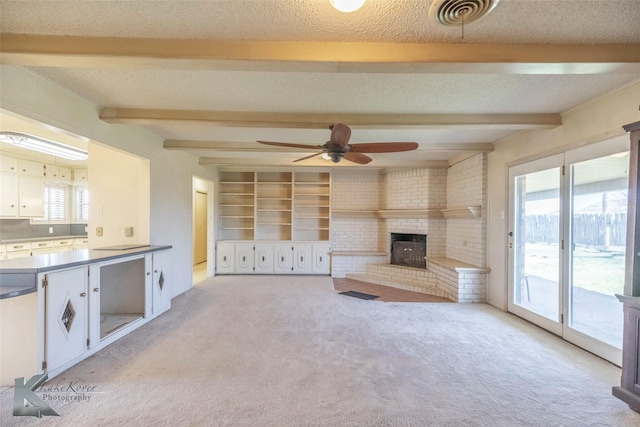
390, 233, 426, 269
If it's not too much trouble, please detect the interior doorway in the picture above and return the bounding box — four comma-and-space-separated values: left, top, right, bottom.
194, 191, 208, 265
193, 176, 214, 285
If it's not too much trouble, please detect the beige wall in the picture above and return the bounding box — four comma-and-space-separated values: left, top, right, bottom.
89, 143, 150, 248
486, 80, 640, 310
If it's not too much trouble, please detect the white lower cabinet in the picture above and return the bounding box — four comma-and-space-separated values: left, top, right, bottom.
235, 243, 254, 273
44, 266, 88, 373
216, 241, 329, 275
312, 243, 331, 274
293, 244, 313, 273
149, 249, 171, 315
38, 249, 172, 379
254, 243, 274, 273
274, 243, 294, 273
216, 242, 235, 273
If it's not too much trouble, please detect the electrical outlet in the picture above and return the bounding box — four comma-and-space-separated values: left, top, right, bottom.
124, 227, 133, 237
96, 227, 103, 237
49, 227, 53, 234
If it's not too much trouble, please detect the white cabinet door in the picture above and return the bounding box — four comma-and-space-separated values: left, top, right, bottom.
73, 168, 88, 182
44, 164, 59, 181
0, 172, 18, 216
0, 155, 17, 173
254, 243, 274, 274
312, 244, 331, 274
58, 167, 72, 183
151, 250, 171, 315
235, 243, 254, 273
45, 267, 88, 372
18, 175, 44, 217
293, 244, 313, 274
274, 243, 293, 273
18, 159, 44, 177
216, 242, 235, 274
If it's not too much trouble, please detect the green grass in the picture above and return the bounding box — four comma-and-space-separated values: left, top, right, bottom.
523, 242, 625, 296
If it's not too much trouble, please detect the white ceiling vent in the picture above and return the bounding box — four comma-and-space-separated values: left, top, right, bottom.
429, 0, 501, 26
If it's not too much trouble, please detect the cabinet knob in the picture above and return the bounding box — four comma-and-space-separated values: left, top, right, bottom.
146, 272, 151, 276
80, 292, 87, 297
22, 205, 26, 208
10, 204, 14, 208
93, 288, 99, 292
154, 269, 159, 273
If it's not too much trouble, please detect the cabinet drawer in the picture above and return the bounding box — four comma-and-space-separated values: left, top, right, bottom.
6, 242, 31, 252
31, 240, 54, 250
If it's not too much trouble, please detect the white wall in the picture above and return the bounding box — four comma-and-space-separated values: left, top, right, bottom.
486, 79, 640, 310
1, 65, 217, 298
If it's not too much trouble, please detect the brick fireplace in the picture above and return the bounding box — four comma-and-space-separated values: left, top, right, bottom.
330, 154, 489, 302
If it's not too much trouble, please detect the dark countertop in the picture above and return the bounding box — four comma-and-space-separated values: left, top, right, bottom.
0, 244, 171, 299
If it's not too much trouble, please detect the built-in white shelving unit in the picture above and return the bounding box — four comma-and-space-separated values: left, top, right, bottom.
217, 170, 331, 242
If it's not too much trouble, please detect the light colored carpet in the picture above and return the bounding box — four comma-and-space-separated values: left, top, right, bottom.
2, 275, 639, 426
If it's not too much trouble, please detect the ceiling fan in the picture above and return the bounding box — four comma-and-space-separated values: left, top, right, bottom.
257, 123, 419, 165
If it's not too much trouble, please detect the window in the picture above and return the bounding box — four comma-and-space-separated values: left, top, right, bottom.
42, 184, 66, 222
75, 187, 89, 222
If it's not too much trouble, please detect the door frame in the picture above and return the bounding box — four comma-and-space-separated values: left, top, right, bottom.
192, 176, 215, 279
507, 137, 629, 365
507, 153, 565, 336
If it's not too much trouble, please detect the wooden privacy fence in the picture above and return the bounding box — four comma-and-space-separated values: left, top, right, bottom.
525, 213, 627, 247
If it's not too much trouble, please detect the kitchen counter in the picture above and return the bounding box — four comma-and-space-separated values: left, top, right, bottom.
1, 235, 87, 244
0, 244, 171, 299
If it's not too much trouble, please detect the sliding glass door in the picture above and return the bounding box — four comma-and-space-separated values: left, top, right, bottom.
508, 154, 564, 335
563, 145, 629, 362
508, 138, 629, 364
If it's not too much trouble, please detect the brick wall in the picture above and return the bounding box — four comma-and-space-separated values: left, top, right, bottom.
446, 154, 487, 267
384, 168, 447, 257
331, 159, 488, 278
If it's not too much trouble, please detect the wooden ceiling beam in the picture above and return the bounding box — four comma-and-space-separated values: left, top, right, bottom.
103, 108, 561, 129
2, 34, 639, 74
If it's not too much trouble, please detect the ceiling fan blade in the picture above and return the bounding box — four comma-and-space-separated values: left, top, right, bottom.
257, 140, 322, 150
349, 142, 419, 153
329, 123, 351, 148
343, 152, 373, 165
293, 152, 325, 162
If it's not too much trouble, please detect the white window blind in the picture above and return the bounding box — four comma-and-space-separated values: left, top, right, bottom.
43, 185, 66, 221
75, 187, 89, 221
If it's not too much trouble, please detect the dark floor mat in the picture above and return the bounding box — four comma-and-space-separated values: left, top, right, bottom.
339, 290, 379, 300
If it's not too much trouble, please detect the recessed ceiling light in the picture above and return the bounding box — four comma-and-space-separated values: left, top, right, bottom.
330, 0, 366, 13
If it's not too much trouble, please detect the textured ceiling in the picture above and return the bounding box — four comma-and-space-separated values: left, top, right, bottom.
1, 0, 639, 168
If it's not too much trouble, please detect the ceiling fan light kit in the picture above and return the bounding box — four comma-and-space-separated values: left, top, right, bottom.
330, 0, 366, 13
258, 123, 418, 165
